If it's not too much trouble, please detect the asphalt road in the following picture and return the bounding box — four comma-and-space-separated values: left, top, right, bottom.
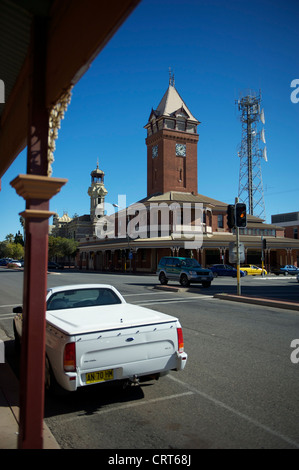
1, 268, 299, 449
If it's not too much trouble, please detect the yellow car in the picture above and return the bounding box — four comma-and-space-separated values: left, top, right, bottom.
240, 264, 267, 275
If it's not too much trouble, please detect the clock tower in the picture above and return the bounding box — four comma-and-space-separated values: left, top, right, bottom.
88, 161, 108, 234
144, 76, 200, 197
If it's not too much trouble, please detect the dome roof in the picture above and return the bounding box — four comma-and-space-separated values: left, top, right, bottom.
91, 160, 104, 177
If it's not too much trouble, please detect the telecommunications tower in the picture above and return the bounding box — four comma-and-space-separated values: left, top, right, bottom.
236, 90, 267, 220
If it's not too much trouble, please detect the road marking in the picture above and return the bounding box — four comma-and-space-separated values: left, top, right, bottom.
0, 304, 20, 308
61, 391, 194, 423
134, 295, 215, 306
123, 292, 166, 297
0, 314, 15, 320
167, 375, 299, 449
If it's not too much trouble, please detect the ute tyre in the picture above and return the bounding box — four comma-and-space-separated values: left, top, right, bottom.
45, 356, 69, 396
13, 321, 21, 354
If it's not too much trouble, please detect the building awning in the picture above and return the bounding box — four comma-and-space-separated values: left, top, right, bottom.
0, 0, 140, 178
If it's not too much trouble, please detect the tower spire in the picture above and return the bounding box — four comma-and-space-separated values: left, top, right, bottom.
168, 67, 175, 87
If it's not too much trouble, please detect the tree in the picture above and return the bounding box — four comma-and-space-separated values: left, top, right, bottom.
48, 236, 63, 259
19, 216, 25, 230
5, 233, 14, 243
48, 236, 78, 266
61, 238, 79, 267
2, 242, 24, 260
0, 241, 7, 258
14, 231, 24, 246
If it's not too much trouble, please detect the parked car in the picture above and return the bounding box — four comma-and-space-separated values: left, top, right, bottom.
279, 265, 299, 275
48, 261, 63, 270
0, 258, 21, 267
13, 284, 188, 393
297, 273, 299, 283
9, 259, 22, 267
240, 264, 267, 275
157, 256, 213, 287
210, 264, 247, 277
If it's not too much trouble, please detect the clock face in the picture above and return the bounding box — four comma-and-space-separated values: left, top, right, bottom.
152, 145, 158, 158
176, 143, 186, 156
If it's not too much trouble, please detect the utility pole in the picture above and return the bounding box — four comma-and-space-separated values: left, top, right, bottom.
235, 197, 241, 295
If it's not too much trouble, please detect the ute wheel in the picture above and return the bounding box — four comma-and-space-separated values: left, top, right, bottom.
13, 321, 21, 354
45, 356, 69, 396
159, 272, 168, 285
180, 274, 190, 287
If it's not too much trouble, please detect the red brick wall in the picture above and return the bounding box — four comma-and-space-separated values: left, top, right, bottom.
284, 225, 299, 239
146, 129, 198, 196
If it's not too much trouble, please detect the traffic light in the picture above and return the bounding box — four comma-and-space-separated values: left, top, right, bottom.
235, 203, 247, 227
263, 238, 267, 250
227, 204, 235, 228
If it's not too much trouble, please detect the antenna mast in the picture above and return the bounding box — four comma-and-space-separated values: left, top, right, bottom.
236, 89, 267, 220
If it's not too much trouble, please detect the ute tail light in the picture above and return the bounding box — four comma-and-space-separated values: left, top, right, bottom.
177, 328, 184, 353
64, 342, 76, 372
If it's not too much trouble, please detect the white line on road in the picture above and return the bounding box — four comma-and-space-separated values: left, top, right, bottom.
0, 314, 15, 320
0, 304, 20, 308
60, 391, 194, 424
134, 295, 215, 306
123, 292, 166, 297
167, 375, 299, 449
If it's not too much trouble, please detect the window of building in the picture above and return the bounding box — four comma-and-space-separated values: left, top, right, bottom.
217, 214, 224, 228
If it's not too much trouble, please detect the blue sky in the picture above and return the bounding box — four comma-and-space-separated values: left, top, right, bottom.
1, 0, 298, 241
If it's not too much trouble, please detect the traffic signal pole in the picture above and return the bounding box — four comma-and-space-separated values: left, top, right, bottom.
235, 198, 241, 295
236, 225, 241, 295
227, 199, 247, 296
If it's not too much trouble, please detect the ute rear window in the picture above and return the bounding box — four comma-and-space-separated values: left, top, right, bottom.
47, 288, 122, 311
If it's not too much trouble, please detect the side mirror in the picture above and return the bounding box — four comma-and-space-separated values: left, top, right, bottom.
13, 306, 23, 314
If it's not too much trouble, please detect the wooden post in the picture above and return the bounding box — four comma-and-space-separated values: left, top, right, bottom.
10, 175, 67, 449
10, 15, 67, 449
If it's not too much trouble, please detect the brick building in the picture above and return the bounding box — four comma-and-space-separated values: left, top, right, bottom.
272, 212, 299, 240
76, 80, 299, 272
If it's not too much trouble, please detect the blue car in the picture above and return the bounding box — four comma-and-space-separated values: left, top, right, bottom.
211, 264, 246, 277
0, 258, 9, 266
280, 265, 299, 275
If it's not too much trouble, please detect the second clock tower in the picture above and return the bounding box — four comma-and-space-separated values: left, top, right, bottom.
144, 77, 200, 197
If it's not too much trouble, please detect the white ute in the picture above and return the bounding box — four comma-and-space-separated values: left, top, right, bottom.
13, 284, 188, 393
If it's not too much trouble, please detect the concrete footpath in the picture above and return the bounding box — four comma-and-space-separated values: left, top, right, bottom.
0, 328, 60, 449
155, 284, 299, 311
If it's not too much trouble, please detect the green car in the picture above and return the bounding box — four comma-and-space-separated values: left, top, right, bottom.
157, 256, 213, 288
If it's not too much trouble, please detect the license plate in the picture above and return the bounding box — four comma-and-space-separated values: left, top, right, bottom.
86, 369, 114, 384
